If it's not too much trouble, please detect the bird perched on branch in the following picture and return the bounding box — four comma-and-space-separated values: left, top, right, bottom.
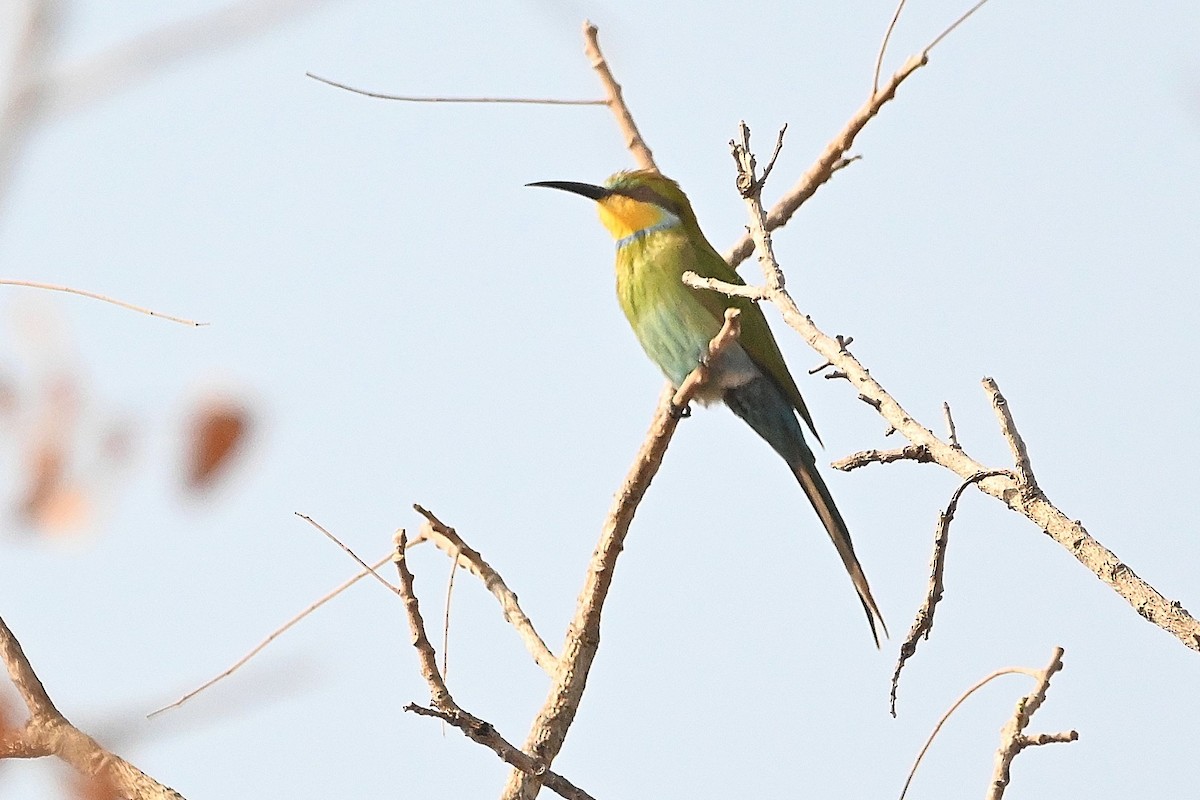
529, 169, 886, 646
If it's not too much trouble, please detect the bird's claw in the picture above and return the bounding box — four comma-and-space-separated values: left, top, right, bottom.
669, 402, 692, 419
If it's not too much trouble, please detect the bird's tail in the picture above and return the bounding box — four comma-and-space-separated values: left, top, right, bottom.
724, 378, 888, 647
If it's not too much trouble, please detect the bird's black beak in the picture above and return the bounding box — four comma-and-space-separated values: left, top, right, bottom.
526, 180, 611, 201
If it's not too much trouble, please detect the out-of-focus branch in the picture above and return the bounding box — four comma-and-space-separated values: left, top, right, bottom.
582, 21, 656, 172
149, 549, 400, 717
986, 647, 1079, 800
0, 279, 207, 326
33, 0, 337, 117
412, 504, 559, 675
393, 533, 596, 800
0, 615, 186, 799
502, 312, 743, 800
701, 124, 1200, 654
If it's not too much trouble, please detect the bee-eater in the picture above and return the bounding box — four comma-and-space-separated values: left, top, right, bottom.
529, 170, 886, 646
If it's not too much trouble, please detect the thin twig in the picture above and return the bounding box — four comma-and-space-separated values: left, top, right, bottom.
890, 470, 1010, 716
943, 401, 960, 449
441, 542, 461, 688
680, 272, 769, 301
926, 0, 994, 54
298, 513, 402, 594
731, 122, 786, 292
986, 647, 1078, 800
582, 21, 656, 171
1, 279, 206, 326
404, 703, 597, 800
148, 551, 397, 717
305, 72, 606, 105
413, 504, 558, 674
831, 444, 933, 471
899, 665, 1038, 800
873, 0, 909, 95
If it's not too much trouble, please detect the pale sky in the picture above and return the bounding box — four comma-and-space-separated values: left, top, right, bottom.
2, 1, 1198, 798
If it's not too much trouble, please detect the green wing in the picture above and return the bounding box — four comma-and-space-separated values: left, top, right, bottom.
689, 241, 822, 445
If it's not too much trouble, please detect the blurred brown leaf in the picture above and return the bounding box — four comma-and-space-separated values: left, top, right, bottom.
185, 400, 250, 491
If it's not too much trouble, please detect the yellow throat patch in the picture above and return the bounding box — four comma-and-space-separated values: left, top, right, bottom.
596, 194, 668, 242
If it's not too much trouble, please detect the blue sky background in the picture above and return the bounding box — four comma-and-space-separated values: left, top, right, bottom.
2, 1, 1198, 797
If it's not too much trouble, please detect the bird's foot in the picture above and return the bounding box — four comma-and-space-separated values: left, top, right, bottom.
669, 402, 692, 419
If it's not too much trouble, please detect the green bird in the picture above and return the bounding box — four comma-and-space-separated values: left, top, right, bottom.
530, 169, 886, 645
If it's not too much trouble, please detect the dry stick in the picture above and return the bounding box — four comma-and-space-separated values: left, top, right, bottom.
722, 0, 994, 268
702, 129, 1200, 654
582, 21, 656, 172
898, 661, 1040, 800
890, 470, 1010, 716
942, 401, 960, 449
412, 504, 559, 674
831, 443, 931, 471
149, 551, 397, 717
393, 533, 597, 800
502, 311, 743, 800
304, 73, 605, 105
873, 0, 909, 95
0, 279, 206, 327
0, 615, 186, 799
986, 647, 1078, 800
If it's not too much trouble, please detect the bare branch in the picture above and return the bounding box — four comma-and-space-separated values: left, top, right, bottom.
726, 130, 1200, 652
873, 0, 908, 95
831, 444, 932, 472
298, 513, 402, 595
890, 470, 1010, 716
942, 401, 960, 449
722, 52, 928, 267
926, 0, 994, 54
987, 647, 1079, 800
305, 72, 606, 106
681, 271, 769, 301
670, 308, 742, 410
502, 317, 743, 799
393, 535, 596, 800
582, 21, 656, 171
404, 704, 596, 800
984, 378, 1038, 492
731, 122, 786, 292
899, 664, 1040, 800
394, 530, 456, 711
723, 0, 993, 268
149, 551, 397, 717
412, 504, 559, 675
1, 615, 186, 799
0, 279, 207, 326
